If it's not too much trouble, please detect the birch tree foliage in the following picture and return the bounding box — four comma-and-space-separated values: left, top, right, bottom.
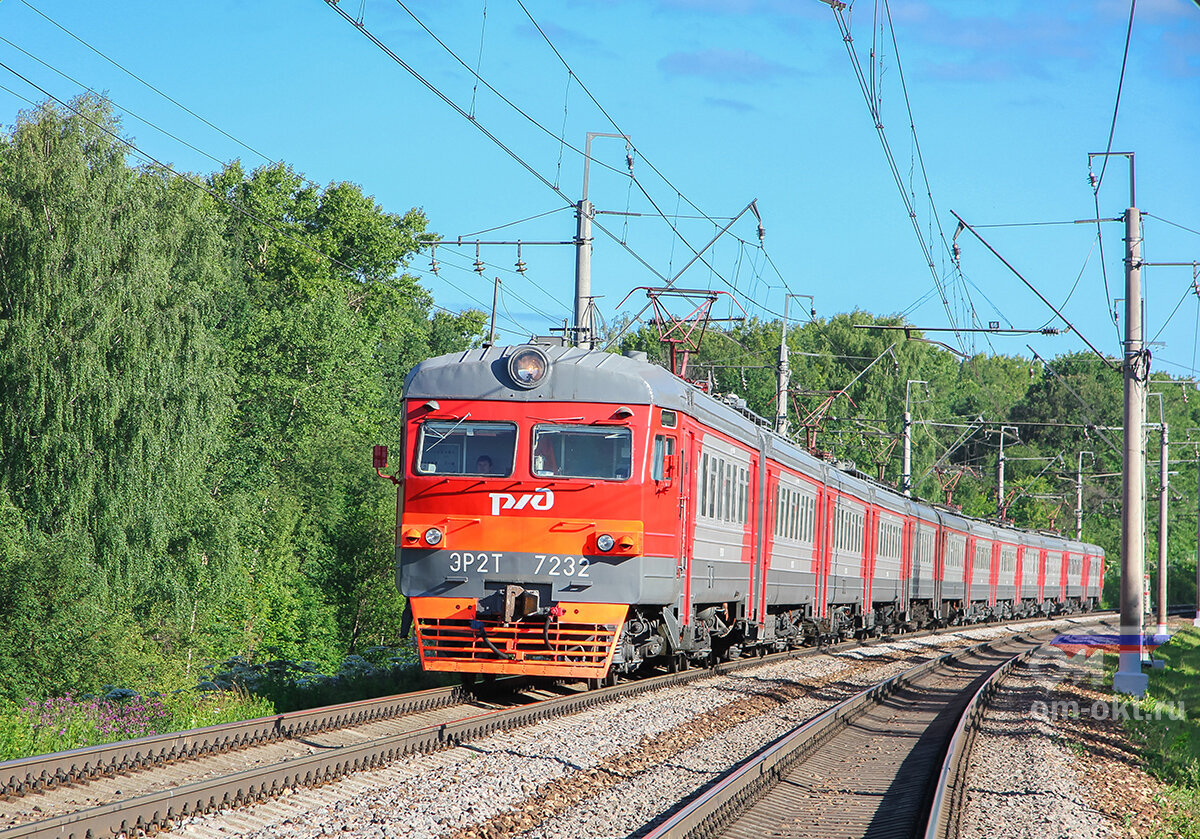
0, 96, 232, 612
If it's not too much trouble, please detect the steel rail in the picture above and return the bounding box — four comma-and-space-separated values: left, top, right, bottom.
0, 614, 1102, 838
0, 657, 748, 839
638, 632, 1059, 839
923, 643, 1044, 839
0, 615, 1022, 800
0, 683, 465, 798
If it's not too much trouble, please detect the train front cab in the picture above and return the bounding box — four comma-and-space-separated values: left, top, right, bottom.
397, 394, 683, 681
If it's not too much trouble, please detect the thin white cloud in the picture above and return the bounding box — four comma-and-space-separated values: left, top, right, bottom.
659, 48, 794, 83
705, 96, 756, 112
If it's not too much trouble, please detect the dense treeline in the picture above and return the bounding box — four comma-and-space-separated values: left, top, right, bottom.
0, 98, 484, 701
2, 97, 1197, 703
612, 312, 1200, 610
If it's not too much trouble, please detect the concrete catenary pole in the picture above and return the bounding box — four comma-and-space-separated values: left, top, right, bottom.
1076, 451, 1093, 543
574, 193, 593, 349
996, 426, 1017, 519
903, 380, 927, 498
1157, 423, 1169, 636
776, 295, 790, 436
575, 132, 629, 349
1114, 184, 1149, 696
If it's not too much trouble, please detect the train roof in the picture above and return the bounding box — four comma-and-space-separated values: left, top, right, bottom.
404, 344, 1104, 557
404, 344, 697, 407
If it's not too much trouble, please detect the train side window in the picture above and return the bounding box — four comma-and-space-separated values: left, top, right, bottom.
778, 487, 787, 537
652, 435, 676, 481
781, 487, 788, 535
661, 409, 677, 428
727, 462, 736, 523
709, 459, 718, 518
721, 460, 731, 522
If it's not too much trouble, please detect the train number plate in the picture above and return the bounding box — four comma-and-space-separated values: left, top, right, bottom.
533, 554, 591, 578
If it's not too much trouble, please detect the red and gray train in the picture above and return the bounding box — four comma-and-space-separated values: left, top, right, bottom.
378, 343, 1103, 683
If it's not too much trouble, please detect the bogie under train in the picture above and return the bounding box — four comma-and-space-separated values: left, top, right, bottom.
379, 344, 1103, 682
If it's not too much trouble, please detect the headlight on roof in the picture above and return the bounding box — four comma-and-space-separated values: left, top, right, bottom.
507, 346, 550, 389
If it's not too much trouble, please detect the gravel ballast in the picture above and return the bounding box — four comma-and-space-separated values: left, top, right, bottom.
169, 618, 1105, 839
957, 634, 1176, 839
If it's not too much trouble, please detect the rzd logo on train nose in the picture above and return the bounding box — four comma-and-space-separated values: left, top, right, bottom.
489, 489, 555, 516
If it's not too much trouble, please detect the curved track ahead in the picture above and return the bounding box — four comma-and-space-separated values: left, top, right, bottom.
640, 625, 1084, 839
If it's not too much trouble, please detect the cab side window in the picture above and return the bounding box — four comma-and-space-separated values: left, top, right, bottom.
652, 435, 676, 481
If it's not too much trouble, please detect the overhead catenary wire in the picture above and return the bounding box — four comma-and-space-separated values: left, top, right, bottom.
460, 207, 571, 238
1091, 0, 1137, 195
382, 0, 794, 325
326, 1, 778, 339
1088, 0, 1137, 342
0, 60, 387, 288
3, 4, 455, 286
0, 37, 232, 169
1149, 279, 1198, 346
826, 2, 969, 355
952, 212, 1115, 370
418, 247, 569, 321
18, 0, 276, 166
513, 0, 735, 230
0, 60, 506, 350
1144, 213, 1200, 239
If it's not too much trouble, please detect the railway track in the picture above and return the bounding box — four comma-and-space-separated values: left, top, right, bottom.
0, 615, 1099, 839
640, 628, 1071, 839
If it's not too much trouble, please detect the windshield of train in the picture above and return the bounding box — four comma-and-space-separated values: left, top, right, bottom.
532, 424, 632, 480
415, 420, 516, 476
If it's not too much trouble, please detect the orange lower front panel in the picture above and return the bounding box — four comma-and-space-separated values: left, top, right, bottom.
409, 597, 629, 678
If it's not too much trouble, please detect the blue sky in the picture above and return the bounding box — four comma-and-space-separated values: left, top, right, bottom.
3, 0, 1199, 376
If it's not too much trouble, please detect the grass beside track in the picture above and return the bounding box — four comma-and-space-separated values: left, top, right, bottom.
1125, 627, 1200, 838
0, 643, 457, 762
0, 689, 275, 762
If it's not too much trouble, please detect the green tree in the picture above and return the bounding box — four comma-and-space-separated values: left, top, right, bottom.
0, 96, 234, 626
206, 162, 484, 665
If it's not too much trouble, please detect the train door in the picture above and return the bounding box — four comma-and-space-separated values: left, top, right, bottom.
1059, 551, 1069, 602
863, 505, 877, 611
746, 453, 761, 629
989, 542, 1000, 606
932, 514, 945, 619
1015, 546, 1024, 602
755, 456, 771, 627
900, 515, 914, 616
649, 424, 682, 571
964, 535, 975, 605
1037, 549, 1048, 602
817, 488, 834, 618
680, 428, 698, 628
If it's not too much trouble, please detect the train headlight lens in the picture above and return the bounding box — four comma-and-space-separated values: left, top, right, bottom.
423, 527, 443, 546
596, 533, 615, 552
507, 346, 550, 389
